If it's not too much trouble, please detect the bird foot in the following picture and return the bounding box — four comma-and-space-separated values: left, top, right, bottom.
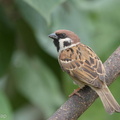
69, 88, 81, 97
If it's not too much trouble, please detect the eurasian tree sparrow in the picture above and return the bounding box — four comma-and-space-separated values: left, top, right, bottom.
49, 29, 120, 114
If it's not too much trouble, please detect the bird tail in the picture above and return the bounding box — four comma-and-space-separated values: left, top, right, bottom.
94, 85, 120, 114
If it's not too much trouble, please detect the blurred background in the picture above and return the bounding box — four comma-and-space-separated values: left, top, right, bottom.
0, 0, 120, 120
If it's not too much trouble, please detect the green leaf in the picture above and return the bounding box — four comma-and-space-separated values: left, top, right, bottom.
14, 105, 44, 120
91, 0, 120, 60
11, 51, 65, 118
19, 0, 66, 24
73, 0, 113, 11
0, 7, 15, 77
52, 1, 93, 46
0, 91, 13, 120
16, 0, 58, 57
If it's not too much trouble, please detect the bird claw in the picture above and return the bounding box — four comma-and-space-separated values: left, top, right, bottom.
69, 88, 81, 97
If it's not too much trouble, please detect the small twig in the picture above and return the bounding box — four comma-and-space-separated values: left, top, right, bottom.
48, 46, 120, 120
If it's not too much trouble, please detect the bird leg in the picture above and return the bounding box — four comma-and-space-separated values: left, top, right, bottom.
69, 88, 81, 97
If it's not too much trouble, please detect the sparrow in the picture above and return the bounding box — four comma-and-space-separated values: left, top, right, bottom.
48, 29, 120, 114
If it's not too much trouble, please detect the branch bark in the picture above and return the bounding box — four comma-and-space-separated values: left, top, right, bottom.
48, 46, 120, 120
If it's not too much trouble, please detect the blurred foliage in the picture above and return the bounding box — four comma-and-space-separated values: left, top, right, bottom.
0, 0, 120, 120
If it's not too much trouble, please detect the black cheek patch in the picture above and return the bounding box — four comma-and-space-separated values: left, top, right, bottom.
63, 41, 71, 47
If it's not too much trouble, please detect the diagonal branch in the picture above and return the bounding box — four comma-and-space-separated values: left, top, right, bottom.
48, 46, 120, 120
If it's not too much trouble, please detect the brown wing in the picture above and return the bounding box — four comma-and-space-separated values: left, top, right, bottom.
58, 43, 106, 88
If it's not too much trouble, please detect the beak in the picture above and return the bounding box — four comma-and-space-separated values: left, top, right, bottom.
48, 33, 58, 39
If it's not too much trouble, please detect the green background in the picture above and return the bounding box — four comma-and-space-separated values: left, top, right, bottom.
0, 0, 120, 120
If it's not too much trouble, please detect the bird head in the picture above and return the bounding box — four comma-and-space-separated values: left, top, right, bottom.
49, 29, 80, 52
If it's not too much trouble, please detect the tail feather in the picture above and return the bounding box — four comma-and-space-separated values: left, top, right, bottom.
93, 85, 120, 114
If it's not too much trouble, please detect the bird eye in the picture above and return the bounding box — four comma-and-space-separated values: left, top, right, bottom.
57, 33, 66, 39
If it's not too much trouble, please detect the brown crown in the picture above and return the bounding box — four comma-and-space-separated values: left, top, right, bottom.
55, 29, 80, 44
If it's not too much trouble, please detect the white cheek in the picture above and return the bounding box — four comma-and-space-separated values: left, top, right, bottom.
59, 38, 72, 50
59, 40, 64, 49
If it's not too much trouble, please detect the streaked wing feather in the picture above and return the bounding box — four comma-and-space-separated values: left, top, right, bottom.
59, 43, 105, 88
